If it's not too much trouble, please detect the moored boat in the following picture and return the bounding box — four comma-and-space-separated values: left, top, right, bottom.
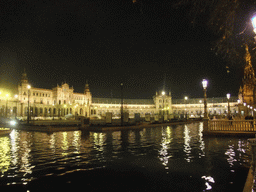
0, 128, 12, 136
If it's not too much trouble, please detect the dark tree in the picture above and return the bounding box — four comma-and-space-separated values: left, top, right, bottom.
173, 0, 256, 65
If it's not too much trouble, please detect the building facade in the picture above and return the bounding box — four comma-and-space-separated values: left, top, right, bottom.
0, 71, 239, 120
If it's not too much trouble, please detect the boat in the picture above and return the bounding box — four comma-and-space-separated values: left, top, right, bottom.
0, 128, 12, 136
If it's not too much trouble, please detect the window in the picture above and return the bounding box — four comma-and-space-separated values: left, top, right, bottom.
59, 100, 61, 105
40, 99, 43, 104
64, 100, 66, 104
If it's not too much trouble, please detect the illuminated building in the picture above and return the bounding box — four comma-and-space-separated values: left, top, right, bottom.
0, 71, 239, 119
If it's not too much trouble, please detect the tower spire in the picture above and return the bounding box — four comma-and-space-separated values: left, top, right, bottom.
244, 44, 255, 80
84, 79, 90, 93
241, 44, 256, 105
21, 68, 28, 84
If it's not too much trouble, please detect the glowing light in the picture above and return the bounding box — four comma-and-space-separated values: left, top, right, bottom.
10, 120, 16, 126
27, 85, 31, 89
252, 16, 256, 33
162, 91, 165, 95
202, 79, 208, 89
226, 93, 230, 100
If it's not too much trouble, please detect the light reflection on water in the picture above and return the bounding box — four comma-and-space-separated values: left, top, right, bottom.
0, 122, 251, 191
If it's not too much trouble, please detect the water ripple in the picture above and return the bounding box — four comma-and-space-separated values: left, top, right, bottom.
0, 123, 251, 191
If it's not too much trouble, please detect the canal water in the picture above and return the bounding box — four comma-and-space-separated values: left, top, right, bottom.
0, 122, 251, 191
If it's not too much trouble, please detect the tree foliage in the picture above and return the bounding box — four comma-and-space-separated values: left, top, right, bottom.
174, 0, 256, 65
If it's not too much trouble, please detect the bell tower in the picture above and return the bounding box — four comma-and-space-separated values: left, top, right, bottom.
84, 79, 90, 94
241, 44, 256, 105
20, 69, 28, 85
84, 80, 92, 117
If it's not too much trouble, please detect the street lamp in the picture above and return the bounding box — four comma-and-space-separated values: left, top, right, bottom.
14, 94, 18, 118
27, 85, 31, 124
162, 91, 166, 119
226, 93, 231, 117
184, 96, 188, 119
202, 79, 208, 119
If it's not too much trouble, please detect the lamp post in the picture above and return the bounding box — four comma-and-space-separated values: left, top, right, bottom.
5, 94, 9, 118
162, 91, 165, 118
14, 94, 18, 118
202, 79, 208, 119
199, 100, 202, 117
27, 85, 31, 124
226, 93, 231, 117
184, 96, 188, 119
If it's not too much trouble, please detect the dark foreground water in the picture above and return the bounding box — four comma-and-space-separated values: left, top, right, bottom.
0, 122, 251, 191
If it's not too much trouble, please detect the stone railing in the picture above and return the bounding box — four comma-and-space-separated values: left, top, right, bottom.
208, 120, 256, 132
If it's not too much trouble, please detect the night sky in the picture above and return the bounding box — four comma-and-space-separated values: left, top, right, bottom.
0, 0, 245, 99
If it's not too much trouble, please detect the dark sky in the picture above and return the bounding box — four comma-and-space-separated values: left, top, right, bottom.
0, 0, 244, 99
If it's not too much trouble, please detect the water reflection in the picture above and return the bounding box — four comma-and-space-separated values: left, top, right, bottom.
198, 122, 205, 158
0, 123, 251, 191
62, 132, 69, 156
159, 126, 172, 167
225, 144, 236, 167
202, 175, 215, 191
0, 135, 11, 173
183, 125, 191, 162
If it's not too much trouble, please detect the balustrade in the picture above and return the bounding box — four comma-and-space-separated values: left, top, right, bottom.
209, 120, 256, 132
